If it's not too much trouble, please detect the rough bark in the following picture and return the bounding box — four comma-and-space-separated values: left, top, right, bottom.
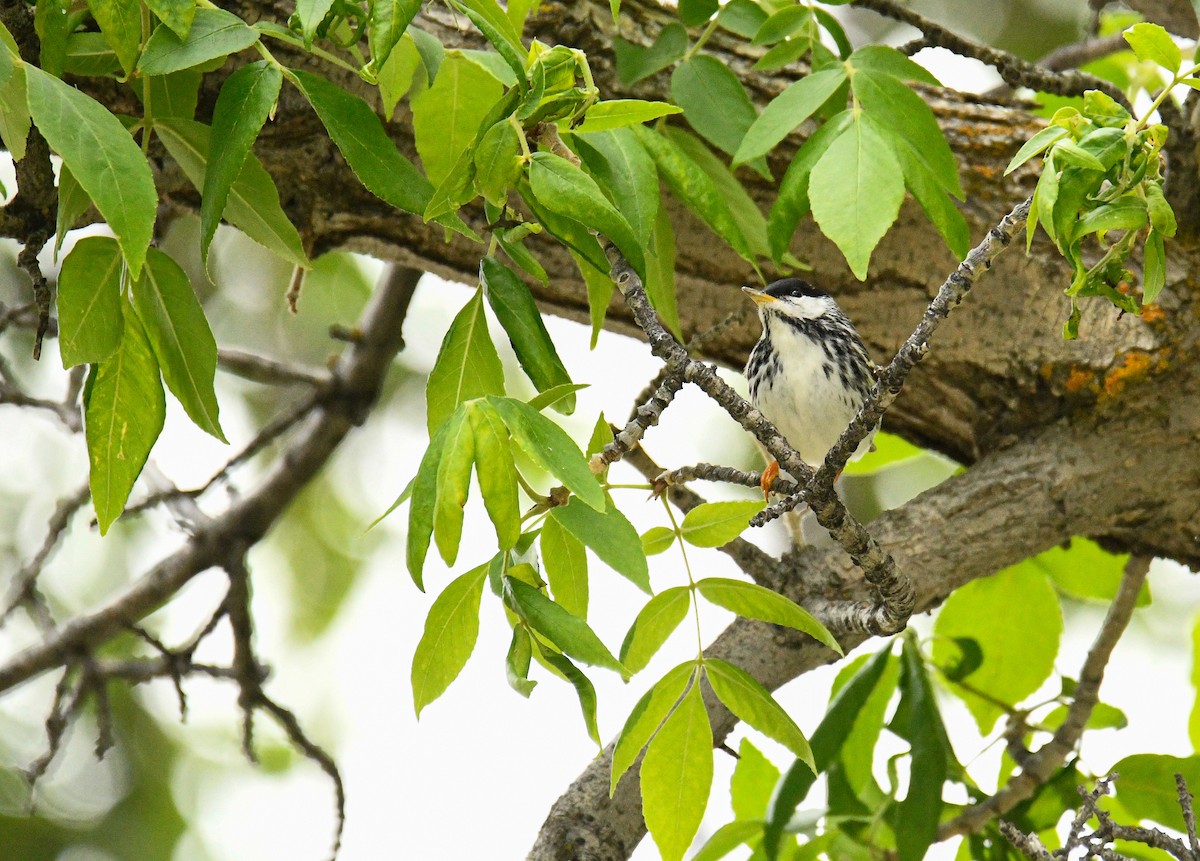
56, 2, 1200, 858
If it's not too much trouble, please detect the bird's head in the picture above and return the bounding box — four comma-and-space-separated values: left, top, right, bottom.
742, 278, 838, 322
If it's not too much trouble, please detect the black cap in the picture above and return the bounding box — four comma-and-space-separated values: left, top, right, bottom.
763, 278, 828, 299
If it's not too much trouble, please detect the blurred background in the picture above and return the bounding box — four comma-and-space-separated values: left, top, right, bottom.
2, 1, 1198, 860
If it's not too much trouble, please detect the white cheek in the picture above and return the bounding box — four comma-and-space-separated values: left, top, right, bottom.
789, 296, 832, 319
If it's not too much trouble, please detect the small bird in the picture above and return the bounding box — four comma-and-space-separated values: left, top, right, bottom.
743, 278, 878, 495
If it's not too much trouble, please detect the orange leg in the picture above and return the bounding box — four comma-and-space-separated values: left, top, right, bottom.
760, 460, 779, 499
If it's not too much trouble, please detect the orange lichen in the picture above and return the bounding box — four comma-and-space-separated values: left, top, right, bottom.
1141, 304, 1165, 323
1064, 367, 1096, 394
1102, 351, 1154, 399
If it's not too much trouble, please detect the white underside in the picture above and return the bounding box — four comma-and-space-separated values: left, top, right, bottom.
754, 321, 876, 467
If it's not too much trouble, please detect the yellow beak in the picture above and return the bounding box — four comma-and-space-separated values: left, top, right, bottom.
742, 286, 776, 306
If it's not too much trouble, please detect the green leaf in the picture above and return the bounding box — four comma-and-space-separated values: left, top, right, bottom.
666, 127, 769, 261
201, 61, 282, 267
527, 382, 590, 413
767, 109, 853, 262
144, 0, 197, 40
612, 662, 695, 793
57, 236, 124, 368
671, 56, 767, 173
549, 495, 650, 592
473, 119, 521, 206
0, 29, 30, 162
1144, 228, 1166, 304
1034, 537, 1146, 606
411, 564, 488, 716
450, 0, 527, 86
506, 625, 537, 697
634, 125, 752, 262
575, 99, 683, 133
433, 407, 475, 566
731, 737, 779, 821
26, 65, 156, 278
753, 5, 811, 45
753, 36, 812, 73
488, 396, 606, 511
130, 248, 225, 442
613, 23, 687, 86
888, 126, 971, 260
291, 69, 433, 216
645, 203, 682, 339
295, 0, 334, 46
412, 51, 504, 188
679, 0, 717, 25
692, 821, 762, 861
377, 32, 421, 117
763, 646, 893, 860
716, 0, 768, 39
1123, 22, 1180, 72
848, 45, 940, 84
1191, 617, 1200, 749
138, 7, 258, 76
481, 257, 575, 412
154, 118, 309, 269
61, 31, 120, 78
808, 113, 904, 279
541, 513, 588, 618
407, 420, 451, 589
696, 578, 841, 653
366, 0, 421, 72
1112, 754, 1200, 832
620, 586, 691, 674
574, 128, 659, 247
504, 577, 626, 675
467, 401, 520, 551
707, 658, 814, 770
642, 681, 713, 861
679, 500, 764, 548
537, 647, 602, 745
86, 0, 140, 74
529, 151, 646, 276
932, 559, 1063, 733
641, 525, 676, 556
519, 179, 610, 275
1005, 125, 1069, 175
425, 287, 505, 434
85, 307, 166, 535
892, 635, 950, 861
1146, 182, 1177, 238
35, 0, 70, 78
54, 169, 90, 259
137, 69, 202, 120
1075, 196, 1148, 237
574, 249, 614, 348
734, 68, 846, 165
851, 69, 962, 198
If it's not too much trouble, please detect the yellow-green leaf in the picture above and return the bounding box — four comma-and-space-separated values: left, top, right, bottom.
412, 563, 488, 717
642, 681, 713, 861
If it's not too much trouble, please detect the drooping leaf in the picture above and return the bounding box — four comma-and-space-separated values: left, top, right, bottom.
706, 658, 813, 766
467, 401, 520, 551
537, 647, 602, 745
481, 257, 575, 413
63, 31, 121, 78
85, 0, 140, 74
730, 737, 780, 821
620, 586, 691, 674
767, 109, 853, 262
1144, 228, 1166, 304
377, 32, 422, 118
679, 500, 765, 548
138, 7, 259, 76
541, 514, 588, 618
154, 118, 309, 269
85, 308, 166, 535
611, 661, 695, 793
642, 681, 713, 861
1033, 537, 1146, 606
57, 236, 124, 368
488, 396, 606, 511
473, 118, 521, 206
295, 0, 334, 46
808, 113, 904, 279
734, 67, 846, 165
425, 288, 505, 434
696, 578, 841, 653
692, 821, 763, 861
406, 419, 451, 589
506, 625, 537, 697
26, 65, 156, 278
411, 564, 488, 716
0, 26, 30, 161
366, 0, 421, 72
848, 44, 940, 84
201, 60, 283, 266
412, 51, 505, 188
504, 577, 626, 675
549, 495, 650, 592
292, 69, 433, 216
528, 151, 646, 276
1005, 125, 1069, 175
129, 248, 226, 442
574, 127, 659, 247
450, 0, 527, 85
433, 408, 475, 565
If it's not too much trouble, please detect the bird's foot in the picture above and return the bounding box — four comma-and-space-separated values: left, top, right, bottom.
760, 460, 780, 499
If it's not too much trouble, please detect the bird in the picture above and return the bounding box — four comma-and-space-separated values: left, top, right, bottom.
743, 277, 878, 496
